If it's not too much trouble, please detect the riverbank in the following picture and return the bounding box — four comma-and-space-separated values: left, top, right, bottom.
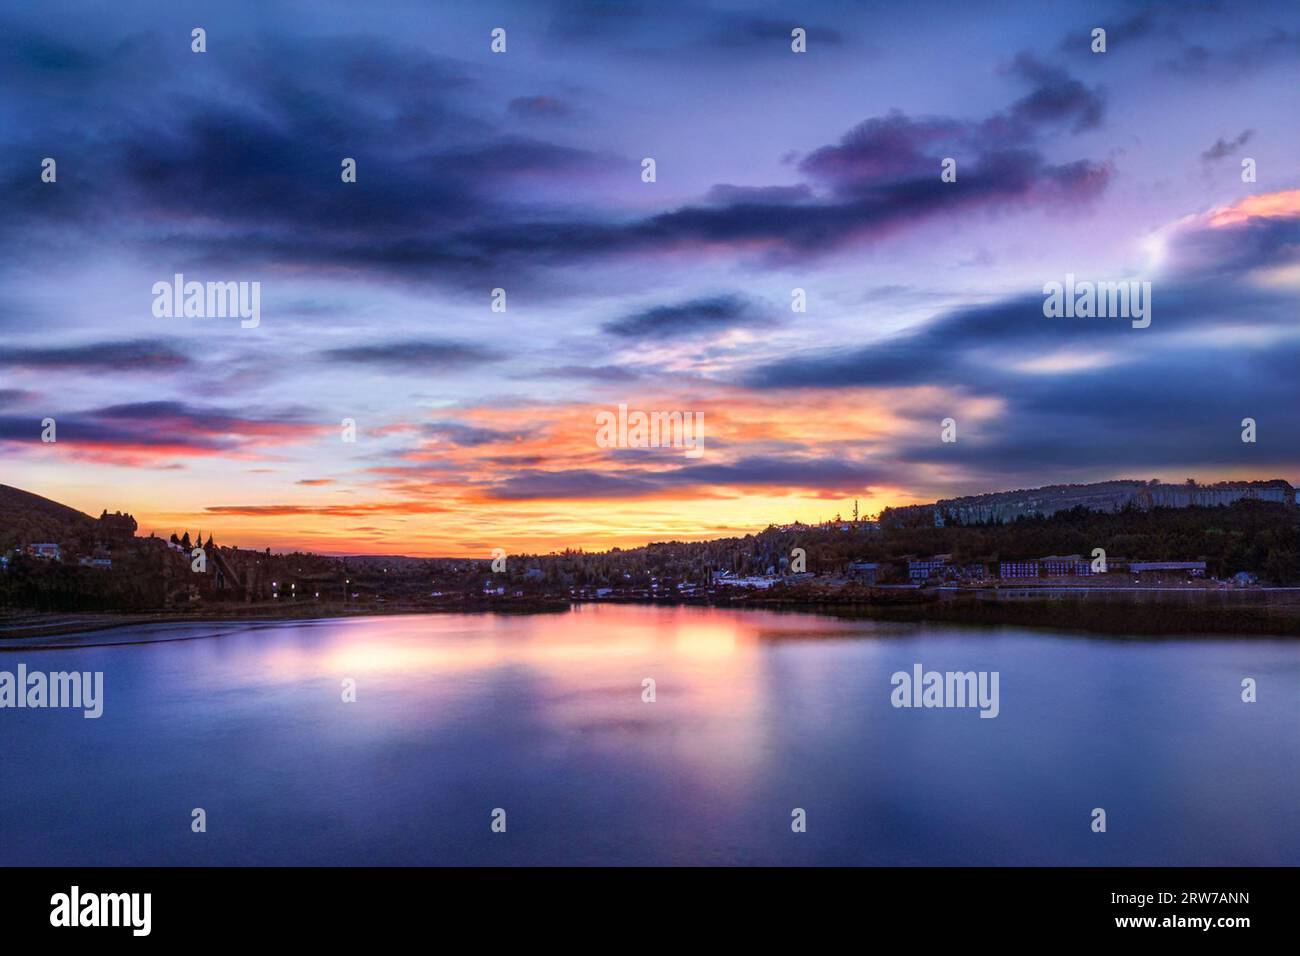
4, 584, 1300, 643
0, 597, 571, 642
810, 595, 1300, 636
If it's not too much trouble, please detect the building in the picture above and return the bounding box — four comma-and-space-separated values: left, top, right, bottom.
27, 543, 61, 560
96, 510, 138, 543
847, 561, 879, 585
908, 554, 951, 583
1039, 554, 1092, 577
999, 560, 1040, 579
1129, 561, 1206, 578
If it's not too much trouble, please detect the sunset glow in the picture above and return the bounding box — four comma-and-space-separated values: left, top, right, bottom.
2, 1, 1297, 556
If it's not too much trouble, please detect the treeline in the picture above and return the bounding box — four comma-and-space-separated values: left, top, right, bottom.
0, 546, 170, 611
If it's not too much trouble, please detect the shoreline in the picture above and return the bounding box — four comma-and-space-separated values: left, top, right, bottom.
4, 587, 1300, 644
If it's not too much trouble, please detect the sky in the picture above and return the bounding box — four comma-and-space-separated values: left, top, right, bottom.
1, 0, 1298, 556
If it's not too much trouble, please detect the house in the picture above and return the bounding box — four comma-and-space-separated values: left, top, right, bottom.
27, 543, 61, 560
1231, 571, 1258, 586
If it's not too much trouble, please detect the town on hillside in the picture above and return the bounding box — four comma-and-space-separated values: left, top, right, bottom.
2, 478, 1297, 617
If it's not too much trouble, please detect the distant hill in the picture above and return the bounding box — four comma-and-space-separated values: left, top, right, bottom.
0, 484, 97, 551
885, 478, 1298, 527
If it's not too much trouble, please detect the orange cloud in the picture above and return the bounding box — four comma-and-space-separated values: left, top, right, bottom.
1206, 189, 1300, 228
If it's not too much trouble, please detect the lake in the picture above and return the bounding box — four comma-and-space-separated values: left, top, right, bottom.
2, 604, 1296, 865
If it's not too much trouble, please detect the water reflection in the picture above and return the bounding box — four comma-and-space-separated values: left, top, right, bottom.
1, 605, 1296, 865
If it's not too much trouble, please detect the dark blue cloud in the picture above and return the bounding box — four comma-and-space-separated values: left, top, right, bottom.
747, 259, 1296, 391
602, 295, 764, 337
0, 340, 192, 371
319, 340, 504, 370
485, 455, 894, 500
1160, 27, 1300, 77
517, 365, 644, 383
422, 422, 515, 447
0, 22, 1113, 287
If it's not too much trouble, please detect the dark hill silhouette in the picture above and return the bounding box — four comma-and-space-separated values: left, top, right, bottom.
0, 483, 97, 551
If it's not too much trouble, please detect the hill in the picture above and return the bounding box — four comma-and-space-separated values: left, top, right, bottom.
884, 478, 1297, 527
0, 484, 98, 552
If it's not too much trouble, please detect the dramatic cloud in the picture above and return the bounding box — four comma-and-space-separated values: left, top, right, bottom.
744, 192, 1300, 484
0, 26, 1112, 284
750, 191, 1300, 391
484, 454, 891, 500
1, 1, 1295, 553
0, 401, 325, 465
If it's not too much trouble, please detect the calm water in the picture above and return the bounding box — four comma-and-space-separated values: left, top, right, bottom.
2, 605, 1297, 866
